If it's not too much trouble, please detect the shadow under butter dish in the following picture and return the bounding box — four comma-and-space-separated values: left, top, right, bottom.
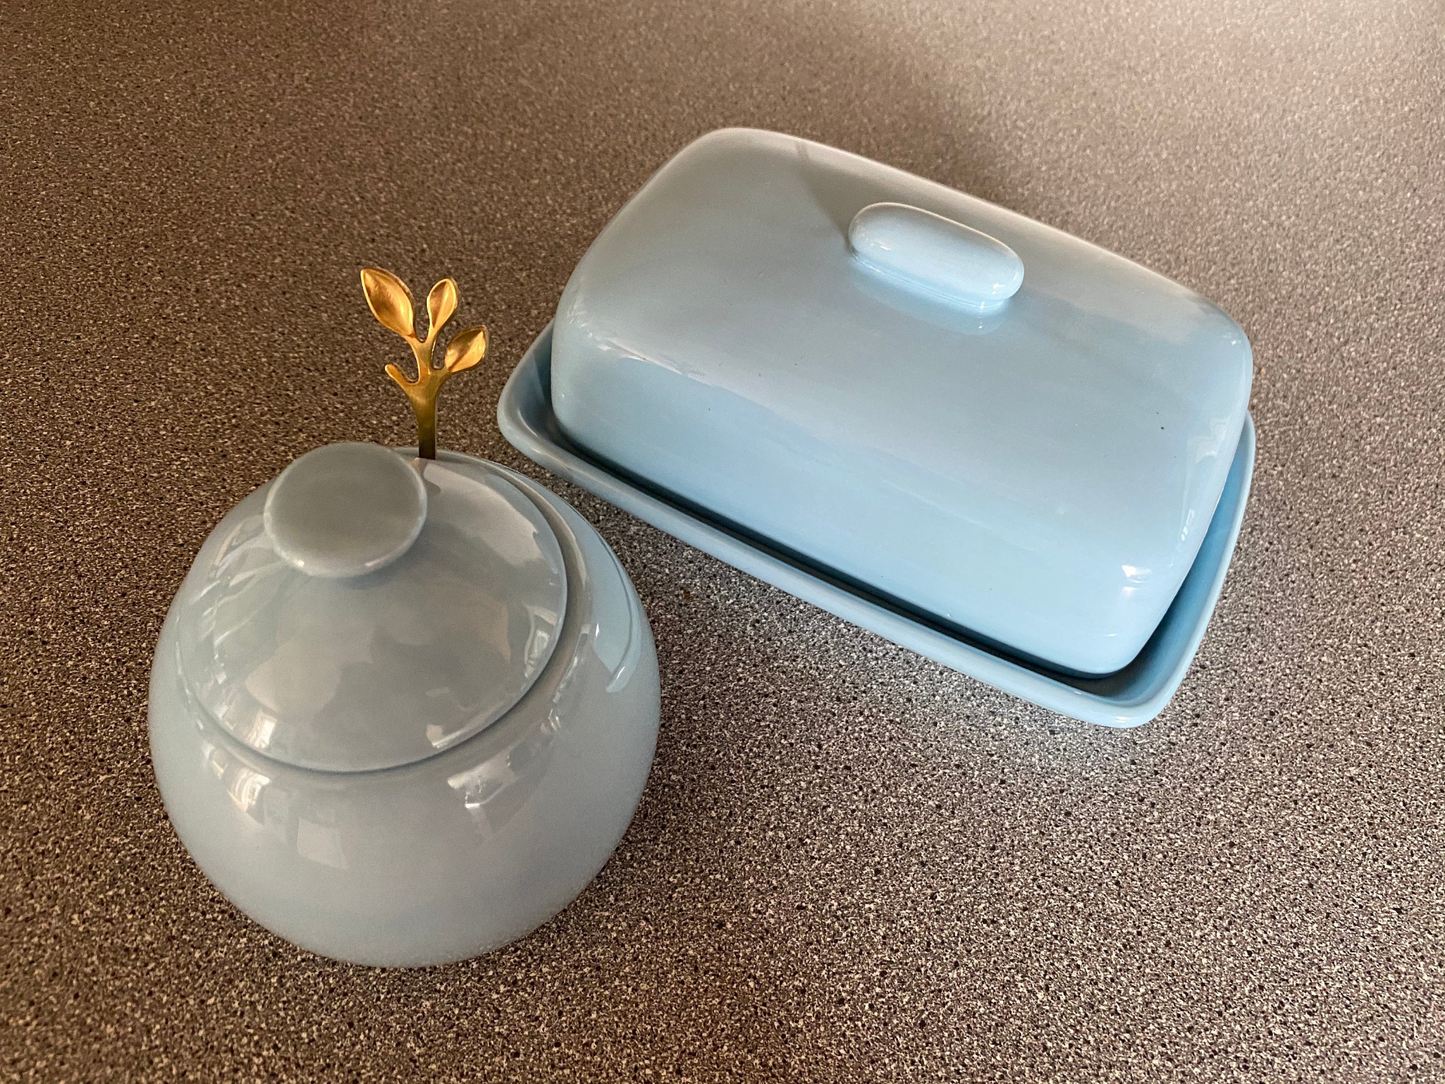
149, 447, 659, 967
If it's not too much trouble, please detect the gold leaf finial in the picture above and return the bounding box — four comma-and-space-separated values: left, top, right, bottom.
361, 267, 488, 459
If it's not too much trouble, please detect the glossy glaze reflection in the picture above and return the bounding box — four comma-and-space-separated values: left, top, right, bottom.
550, 128, 1253, 676
149, 454, 659, 966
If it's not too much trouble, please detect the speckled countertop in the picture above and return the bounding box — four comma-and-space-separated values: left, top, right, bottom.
2, 0, 1443, 1080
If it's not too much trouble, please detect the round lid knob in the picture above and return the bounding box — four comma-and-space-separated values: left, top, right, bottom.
264, 443, 428, 578
173, 449, 568, 772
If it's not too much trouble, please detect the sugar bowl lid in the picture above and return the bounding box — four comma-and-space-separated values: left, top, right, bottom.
172, 442, 567, 772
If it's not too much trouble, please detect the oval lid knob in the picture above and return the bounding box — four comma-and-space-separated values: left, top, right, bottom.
848, 202, 1024, 313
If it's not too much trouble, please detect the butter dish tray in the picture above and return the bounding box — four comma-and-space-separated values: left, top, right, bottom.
498, 324, 1253, 727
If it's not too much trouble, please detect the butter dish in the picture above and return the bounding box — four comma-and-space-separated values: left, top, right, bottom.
500, 129, 1255, 723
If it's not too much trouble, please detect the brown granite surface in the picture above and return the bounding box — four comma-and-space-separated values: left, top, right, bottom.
2, 0, 1444, 1079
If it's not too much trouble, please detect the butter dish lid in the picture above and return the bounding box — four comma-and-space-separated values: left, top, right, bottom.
171, 443, 567, 772
550, 128, 1253, 676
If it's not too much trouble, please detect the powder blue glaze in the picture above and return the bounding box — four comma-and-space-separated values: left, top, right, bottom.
848, 202, 1024, 313
548, 129, 1253, 676
150, 452, 659, 966
500, 327, 1253, 726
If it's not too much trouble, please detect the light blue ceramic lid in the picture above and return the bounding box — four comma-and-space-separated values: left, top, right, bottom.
550, 129, 1252, 675
172, 444, 567, 772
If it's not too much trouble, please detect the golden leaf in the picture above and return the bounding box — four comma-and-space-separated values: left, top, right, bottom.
444, 324, 488, 373
360, 267, 415, 340
427, 279, 458, 339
